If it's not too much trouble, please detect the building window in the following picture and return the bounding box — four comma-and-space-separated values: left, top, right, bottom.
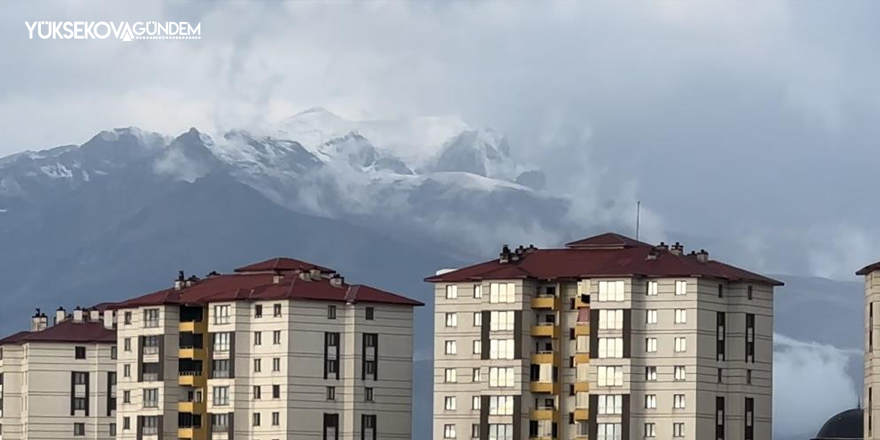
597, 366, 623, 386
123, 364, 130, 378
273, 330, 281, 345
473, 340, 481, 354
251, 331, 261, 346
214, 332, 231, 352
123, 311, 132, 325
646, 281, 658, 296
489, 311, 514, 331
273, 303, 282, 317
73, 371, 88, 384
445, 368, 457, 383
326, 386, 335, 400
254, 358, 262, 373
273, 357, 281, 372
444, 424, 457, 438
489, 282, 516, 303
472, 368, 481, 382
255, 304, 263, 318
717, 311, 726, 361
446, 285, 458, 299
74, 423, 86, 436
272, 411, 280, 426
124, 338, 131, 352
142, 335, 159, 355
597, 395, 622, 415
75, 346, 86, 359
213, 386, 229, 406
110, 423, 116, 437
366, 307, 374, 320
212, 414, 230, 433
74, 397, 87, 410
325, 305, 336, 319
143, 308, 160, 327
747, 285, 753, 300
598, 337, 623, 358
213, 305, 230, 324
142, 416, 159, 435
445, 340, 457, 355
474, 284, 483, 298
253, 412, 261, 427
143, 388, 158, 408
645, 394, 657, 409
489, 396, 514, 415
212, 359, 230, 378
746, 313, 755, 363
472, 423, 480, 438
717, 396, 725, 439
598, 280, 625, 301
365, 387, 374, 402
446, 313, 458, 327
473, 312, 482, 327
645, 366, 657, 381
718, 284, 724, 298
673, 423, 685, 438
445, 396, 457, 411
645, 338, 657, 353
747, 369, 752, 384
674, 366, 686, 381
110, 345, 117, 360
745, 397, 755, 440
674, 309, 687, 324
645, 423, 656, 438
123, 390, 131, 403
599, 310, 623, 329
646, 309, 657, 324
718, 368, 724, 383
123, 417, 130, 430
488, 367, 515, 388
273, 384, 280, 399
674, 337, 687, 353
323, 414, 339, 440
675, 280, 688, 295
254, 386, 261, 399
598, 423, 622, 440
472, 396, 481, 410
673, 394, 686, 409
489, 339, 514, 359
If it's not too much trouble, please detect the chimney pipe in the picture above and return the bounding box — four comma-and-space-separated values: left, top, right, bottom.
31, 308, 48, 332
670, 242, 684, 256
175, 270, 186, 290
696, 249, 709, 263
73, 307, 84, 323
499, 244, 512, 264
330, 275, 344, 287
103, 310, 115, 330
55, 306, 66, 325
89, 309, 101, 321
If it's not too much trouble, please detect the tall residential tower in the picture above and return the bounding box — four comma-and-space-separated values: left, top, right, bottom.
862, 259, 880, 440
427, 233, 780, 440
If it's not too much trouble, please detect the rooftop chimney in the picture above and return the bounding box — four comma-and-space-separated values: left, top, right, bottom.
646, 249, 659, 260
525, 244, 538, 254
89, 309, 101, 322
103, 310, 115, 330
175, 270, 186, 290
309, 269, 322, 280
656, 242, 669, 251
73, 306, 84, 323
696, 249, 709, 263
670, 242, 684, 256
273, 271, 283, 284
31, 308, 48, 332
299, 271, 312, 281
55, 306, 66, 325
330, 274, 344, 287
499, 244, 512, 264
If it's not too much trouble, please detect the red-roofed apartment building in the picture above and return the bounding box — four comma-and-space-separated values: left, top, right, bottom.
426, 233, 781, 440
860, 259, 880, 440
0, 257, 422, 440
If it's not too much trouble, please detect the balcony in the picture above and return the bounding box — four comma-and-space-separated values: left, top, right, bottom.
574, 324, 590, 336
529, 381, 559, 394
177, 426, 206, 440
574, 381, 590, 393
178, 400, 206, 414
531, 323, 559, 338
530, 407, 557, 421
575, 353, 590, 364
574, 408, 589, 421
530, 295, 557, 310
575, 294, 590, 308
179, 371, 205, 387
531, 351, 555, 365
179, 347, 205, 360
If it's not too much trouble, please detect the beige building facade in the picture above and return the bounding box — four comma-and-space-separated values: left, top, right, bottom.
862, 260, 880, 440
0, 257, 422, 440
427, 233, 779, 440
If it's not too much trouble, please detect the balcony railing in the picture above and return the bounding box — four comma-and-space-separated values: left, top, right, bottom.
179, 370, 202, 377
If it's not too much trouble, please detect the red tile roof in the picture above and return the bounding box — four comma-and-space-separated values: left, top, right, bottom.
234, 257, 334, 274
426, 233, 782, 286
103, 257, 423, 309
857, 261, 880, 276
0, 320, 115, 346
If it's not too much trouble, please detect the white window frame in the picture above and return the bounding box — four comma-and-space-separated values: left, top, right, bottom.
445, 340, 457, 355
445, 313, 458, 327
646, 281, 658, 296
646, 309, 657, 324
675, 280, 688, 296
445, 368, 457, 383
674, 366, 686, 381
645, 394, 657, 409
446, 285, 458, 299
674, 337, 687, 353
645, 337, 657, 353
674, 309, 687, 324
598, 281, 625, 302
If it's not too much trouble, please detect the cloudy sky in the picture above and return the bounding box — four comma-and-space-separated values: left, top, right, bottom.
3, 1, 879, 280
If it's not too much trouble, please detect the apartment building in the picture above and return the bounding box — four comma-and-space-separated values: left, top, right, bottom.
0, 308, 118, 440
0, 256, 422, 440
861, 259, 880, 440
427, 233, 780, 440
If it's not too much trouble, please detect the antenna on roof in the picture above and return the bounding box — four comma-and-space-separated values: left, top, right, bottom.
636, 200, 641, 241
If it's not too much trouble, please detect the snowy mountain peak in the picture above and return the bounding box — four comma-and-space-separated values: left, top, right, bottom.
317, 131, 412, 175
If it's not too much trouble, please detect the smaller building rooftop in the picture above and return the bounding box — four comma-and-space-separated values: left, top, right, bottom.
857, 260, 880, 276
0, 319, 115, 346
812, 408, 863, 440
